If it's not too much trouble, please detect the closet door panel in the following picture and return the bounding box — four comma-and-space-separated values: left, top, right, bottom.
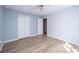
18, 15, 31, 39
38, 18, 43, 35
23, 15, 31, 37
18, 15, 24, 38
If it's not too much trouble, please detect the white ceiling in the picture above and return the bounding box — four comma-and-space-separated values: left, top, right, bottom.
3, 5, 73, 16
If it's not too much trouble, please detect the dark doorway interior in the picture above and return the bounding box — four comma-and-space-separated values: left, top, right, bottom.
43, 18, 47, 35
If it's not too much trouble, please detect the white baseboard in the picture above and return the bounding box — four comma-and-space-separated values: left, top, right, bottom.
18, 34, 38, 39
0, 44, 4, 51
4, 34, 38, 43
0, 41, 4, 51
38, 34, 43, 35
30, 34, 37, 37
47, 34, 79, 47
4, 39, 19, 43
0, 39, 19, 51
30, 34, 38, 37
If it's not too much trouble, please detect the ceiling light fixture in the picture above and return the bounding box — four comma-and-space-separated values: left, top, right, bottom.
39, 5, 44, 12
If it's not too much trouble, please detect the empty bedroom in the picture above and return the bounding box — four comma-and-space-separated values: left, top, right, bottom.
0, 5, 79, 53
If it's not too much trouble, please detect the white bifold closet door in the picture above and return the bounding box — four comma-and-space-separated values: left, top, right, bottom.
38, 18, 43, 35
18, 15, 31, 39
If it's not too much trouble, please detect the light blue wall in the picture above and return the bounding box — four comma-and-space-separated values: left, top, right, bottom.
47, 6, 79, 45
0, 6, 3, 41
3, 8, 18, 41
3, 8, 40, 41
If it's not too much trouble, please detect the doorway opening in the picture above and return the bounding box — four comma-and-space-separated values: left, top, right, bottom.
43, 18, 47, 35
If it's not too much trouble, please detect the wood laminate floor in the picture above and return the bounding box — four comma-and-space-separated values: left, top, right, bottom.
1, 35, 79, 53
